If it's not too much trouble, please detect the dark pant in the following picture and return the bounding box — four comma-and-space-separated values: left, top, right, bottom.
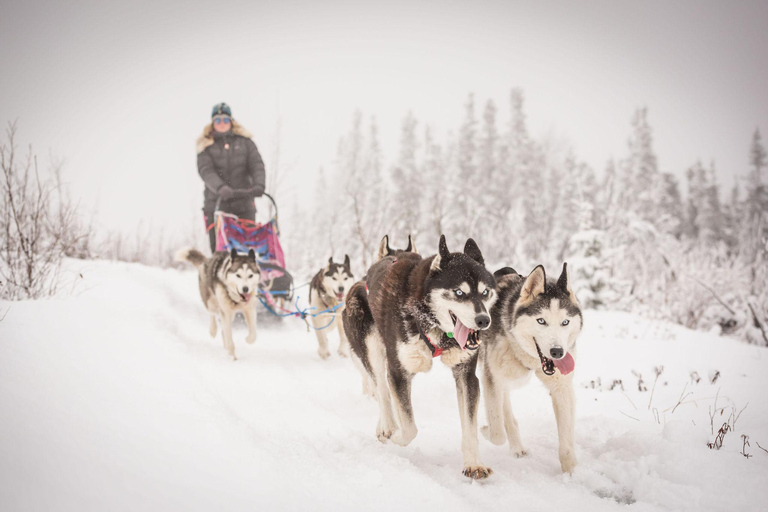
203, 208, 256, 253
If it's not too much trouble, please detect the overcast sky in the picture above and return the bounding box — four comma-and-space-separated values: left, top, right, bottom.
1, 0, 767, 233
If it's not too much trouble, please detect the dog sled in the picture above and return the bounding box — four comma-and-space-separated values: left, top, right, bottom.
212, 194, 345, 330
213, 193, 294, 310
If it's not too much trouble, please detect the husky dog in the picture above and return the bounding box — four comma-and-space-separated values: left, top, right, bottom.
480, 264, 582, 473
176, 248, 261, 360
343, 235, 497, 480
309, 255, 355, 360
376, 234, 417, 261
346, 235, 419, 396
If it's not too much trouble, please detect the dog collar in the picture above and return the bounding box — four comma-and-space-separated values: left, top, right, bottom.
417, 324, 443, 358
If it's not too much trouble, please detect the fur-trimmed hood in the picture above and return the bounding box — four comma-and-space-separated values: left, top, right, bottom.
196, 121, 253, 154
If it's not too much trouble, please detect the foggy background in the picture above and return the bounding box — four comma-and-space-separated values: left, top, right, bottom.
2, 0, 767, 232
1, 0, 767, 343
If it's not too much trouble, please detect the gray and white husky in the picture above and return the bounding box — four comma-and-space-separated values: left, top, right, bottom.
480, 264, 582, 473
343, 235, 497, 480
176, 248, 261, 360
308, 255, 355, 360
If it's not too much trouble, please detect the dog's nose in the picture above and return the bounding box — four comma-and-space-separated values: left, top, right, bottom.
242, 286, 249, 293
339, 286, 344, 293
550, 346, 564, 359
475, 314, 491, 330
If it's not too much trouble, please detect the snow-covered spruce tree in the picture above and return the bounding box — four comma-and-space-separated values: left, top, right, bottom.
337, 112, 389, 269
423, 125, 448, 242
562, 155, 611, 309
455, 94, 478, 241
391, 111, 422, 248
740, 128, 768, 261
567, 228, 616, 309
476, 99, 500, 258
551, 152, 598, 262
721, 184, 742, 249
739, 128, 768, 345
684, 160, 724, 244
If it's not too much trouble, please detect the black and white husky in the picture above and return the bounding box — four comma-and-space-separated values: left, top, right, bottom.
480, 264, 582, 473
175, 248, 262, 360
308, 256, 355, 360
343, 235, 497, 479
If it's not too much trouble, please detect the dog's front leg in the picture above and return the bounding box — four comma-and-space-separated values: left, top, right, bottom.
539, 371, 577, 473
243, 304, 257, 344
368, 337, 397, 440
388, 368, 417, 446
337, 316, 350, 358
480, 360, 506, 446
220, 309, 237, 360
313, 321, 331, 359
454, 358, 492, 480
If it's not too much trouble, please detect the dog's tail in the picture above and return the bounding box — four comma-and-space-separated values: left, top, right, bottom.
175, 247, 207, 268
342, 281, 376, 376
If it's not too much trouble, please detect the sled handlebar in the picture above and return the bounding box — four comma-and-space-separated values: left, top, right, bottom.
213, 192, 280, 234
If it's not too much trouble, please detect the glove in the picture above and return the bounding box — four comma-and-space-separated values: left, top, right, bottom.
218, 185, 234, 200
233, 186, 265, 199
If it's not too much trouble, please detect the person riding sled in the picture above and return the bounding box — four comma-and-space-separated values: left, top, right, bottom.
197, 102, 266, 253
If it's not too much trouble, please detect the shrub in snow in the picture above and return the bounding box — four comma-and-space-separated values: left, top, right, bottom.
0, 121, 92, 299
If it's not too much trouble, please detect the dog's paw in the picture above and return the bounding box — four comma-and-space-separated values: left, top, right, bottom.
510, 446, 528, 458
462, 465, 493, 480
480, 425, 507, 446
318, 349, 331, 360
337, 349, 349, 358
245, 334, 256, 344
376, 421, 397, 443
390, 427, 417, 447
560, 453, 577, 474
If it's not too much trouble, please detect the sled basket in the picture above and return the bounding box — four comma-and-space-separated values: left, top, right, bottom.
214, 193, 292, 300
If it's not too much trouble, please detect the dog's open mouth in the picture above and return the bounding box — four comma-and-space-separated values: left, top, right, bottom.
534, 339, 575, 376
239, 292, 252, 302
335, 291, 345, 302
449, 311, 479, 351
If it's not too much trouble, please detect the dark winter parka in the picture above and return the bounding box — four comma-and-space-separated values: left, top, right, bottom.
196, 121, 266, 213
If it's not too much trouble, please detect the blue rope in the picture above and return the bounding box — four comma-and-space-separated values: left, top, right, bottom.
256, 292, 343, 331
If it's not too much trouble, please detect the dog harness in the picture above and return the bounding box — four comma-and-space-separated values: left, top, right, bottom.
417, 324, 443, 358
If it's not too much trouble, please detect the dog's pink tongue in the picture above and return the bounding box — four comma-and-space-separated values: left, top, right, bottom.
454, 318, 470, 350
553, 353, 575, 375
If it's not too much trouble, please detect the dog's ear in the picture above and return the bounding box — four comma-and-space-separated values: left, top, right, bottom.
248, 249, 256, 262
557, 262, 570, 291
343, 254, 351, 271
557, 262, 580, 305
230, 248, 238, 260
494, 267, 519, 280
520, 265, 546, 304
463, 238, 484, 266
328, 256, 334, 267
406, 234, 418, 254
377, 235, 390, 261
431, 234, 449, 272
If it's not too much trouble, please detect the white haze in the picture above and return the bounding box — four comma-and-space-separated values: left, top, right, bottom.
1, 0, 767, 233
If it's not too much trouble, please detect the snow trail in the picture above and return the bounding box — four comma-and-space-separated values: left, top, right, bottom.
1, 260, 767, 511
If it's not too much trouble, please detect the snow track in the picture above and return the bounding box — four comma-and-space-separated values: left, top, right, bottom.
1, 260, 767, 511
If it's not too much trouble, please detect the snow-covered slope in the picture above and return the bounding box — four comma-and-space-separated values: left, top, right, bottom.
1, 260, 767, 511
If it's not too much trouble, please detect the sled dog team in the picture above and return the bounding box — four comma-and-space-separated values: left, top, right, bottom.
176, 234, 582, 479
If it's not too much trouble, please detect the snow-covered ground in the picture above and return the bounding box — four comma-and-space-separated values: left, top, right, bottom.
1, 259, 767, 511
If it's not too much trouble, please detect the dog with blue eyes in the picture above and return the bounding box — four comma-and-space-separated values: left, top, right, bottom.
308, 255, 355, 360
480, 264, 583, 473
